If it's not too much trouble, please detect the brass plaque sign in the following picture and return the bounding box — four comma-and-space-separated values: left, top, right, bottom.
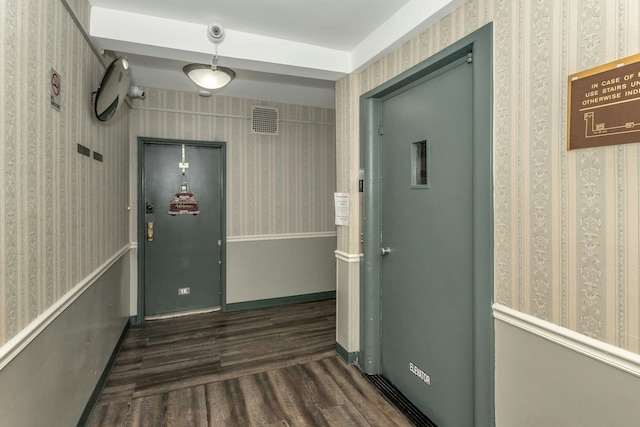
568, 54, 640, 150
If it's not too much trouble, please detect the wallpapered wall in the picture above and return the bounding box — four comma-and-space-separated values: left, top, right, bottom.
0, 0, 130, 346
336, 0, 640, 353
129, 89, 336, 239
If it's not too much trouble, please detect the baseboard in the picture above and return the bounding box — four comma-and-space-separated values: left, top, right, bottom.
225, 291, 336, 312
336, 343, 359, 365
76, 317, 133, 427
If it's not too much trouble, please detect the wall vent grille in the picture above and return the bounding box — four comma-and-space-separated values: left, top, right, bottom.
251, 106, 279, 135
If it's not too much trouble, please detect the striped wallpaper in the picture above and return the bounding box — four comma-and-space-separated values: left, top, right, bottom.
336, 0, 640, 354
130, 89, 336, 239
4, 0, 637, 363
0, 0, 130, 346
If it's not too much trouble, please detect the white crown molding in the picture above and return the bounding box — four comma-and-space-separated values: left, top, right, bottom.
493, 303, 640, 378
0, 245, 131, 371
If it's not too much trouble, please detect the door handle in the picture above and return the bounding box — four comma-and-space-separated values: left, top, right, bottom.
381, 247, 391, 256
147, 222, 154, 242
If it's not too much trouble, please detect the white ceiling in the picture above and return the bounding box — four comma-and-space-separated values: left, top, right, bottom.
88, 0, 464, 108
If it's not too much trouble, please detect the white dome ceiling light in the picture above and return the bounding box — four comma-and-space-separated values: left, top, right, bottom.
183, 22, 235, 91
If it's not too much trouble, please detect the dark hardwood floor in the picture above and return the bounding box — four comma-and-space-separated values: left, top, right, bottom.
87, 299, 412, 426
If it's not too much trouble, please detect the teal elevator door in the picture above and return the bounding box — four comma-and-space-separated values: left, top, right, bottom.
143, 143, 222, 317
380, 58, 474, 426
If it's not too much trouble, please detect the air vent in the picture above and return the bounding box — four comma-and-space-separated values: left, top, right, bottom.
251, 106, 279, 135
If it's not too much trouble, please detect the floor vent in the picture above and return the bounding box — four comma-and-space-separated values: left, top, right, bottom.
251, 105, 279, 135
364, 374, 438, 427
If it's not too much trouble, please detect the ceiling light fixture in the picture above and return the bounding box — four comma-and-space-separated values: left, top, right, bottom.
183, 60, 235, 90
183, 22, 235, 91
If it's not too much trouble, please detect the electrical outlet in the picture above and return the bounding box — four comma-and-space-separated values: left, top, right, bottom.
178, 287, 190, 296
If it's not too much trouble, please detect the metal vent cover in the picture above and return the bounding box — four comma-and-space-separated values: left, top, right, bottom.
251, 106, 279, 135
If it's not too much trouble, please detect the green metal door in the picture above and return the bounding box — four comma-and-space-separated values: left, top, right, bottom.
143, 143, 222, 317
380, 58, 474, 426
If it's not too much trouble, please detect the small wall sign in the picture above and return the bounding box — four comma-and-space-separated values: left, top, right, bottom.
568, 53, 640, 150
50, 68, 61, 111
334, 192, 350, 226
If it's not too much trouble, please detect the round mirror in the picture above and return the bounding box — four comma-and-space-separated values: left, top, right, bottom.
93, 56, 131, 122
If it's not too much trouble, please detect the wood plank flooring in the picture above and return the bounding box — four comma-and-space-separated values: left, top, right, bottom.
87, 299, 413, 426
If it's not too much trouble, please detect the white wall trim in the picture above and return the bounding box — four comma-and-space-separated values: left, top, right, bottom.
0, 244, 131, 371
130, 242, 138, 249
493, 303, 640, 378
227, 231, 337, 243
334, 250, 363, 263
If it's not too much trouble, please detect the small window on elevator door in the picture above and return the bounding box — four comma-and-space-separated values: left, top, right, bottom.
411, 140, 430, 188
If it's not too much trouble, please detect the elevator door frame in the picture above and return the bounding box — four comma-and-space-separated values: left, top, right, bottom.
359, 23, 494, 426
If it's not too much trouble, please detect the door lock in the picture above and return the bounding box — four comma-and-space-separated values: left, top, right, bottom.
147, 222, 154, 242
381, 247, 391, 256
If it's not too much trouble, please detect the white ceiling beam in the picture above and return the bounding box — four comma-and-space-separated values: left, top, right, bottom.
90, 0, 467, 95
90, 7, 350, 80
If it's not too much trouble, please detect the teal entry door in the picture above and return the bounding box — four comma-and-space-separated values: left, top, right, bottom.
380, 57, 474, 426
143, 142, 222, 317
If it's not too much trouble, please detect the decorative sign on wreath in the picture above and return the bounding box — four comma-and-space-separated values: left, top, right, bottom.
168, 174, 200, 216
168, 145, 200, 216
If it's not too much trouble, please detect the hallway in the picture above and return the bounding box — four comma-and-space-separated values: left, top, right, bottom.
87, 300, 412, 426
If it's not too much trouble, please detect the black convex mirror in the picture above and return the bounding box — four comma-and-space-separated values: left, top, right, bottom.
93, 56, 131, 122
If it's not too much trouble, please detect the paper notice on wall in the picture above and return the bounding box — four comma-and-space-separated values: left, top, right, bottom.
334, 192, 350, 226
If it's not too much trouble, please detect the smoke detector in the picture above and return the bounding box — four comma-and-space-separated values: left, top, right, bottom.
207, 22, 225, 44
